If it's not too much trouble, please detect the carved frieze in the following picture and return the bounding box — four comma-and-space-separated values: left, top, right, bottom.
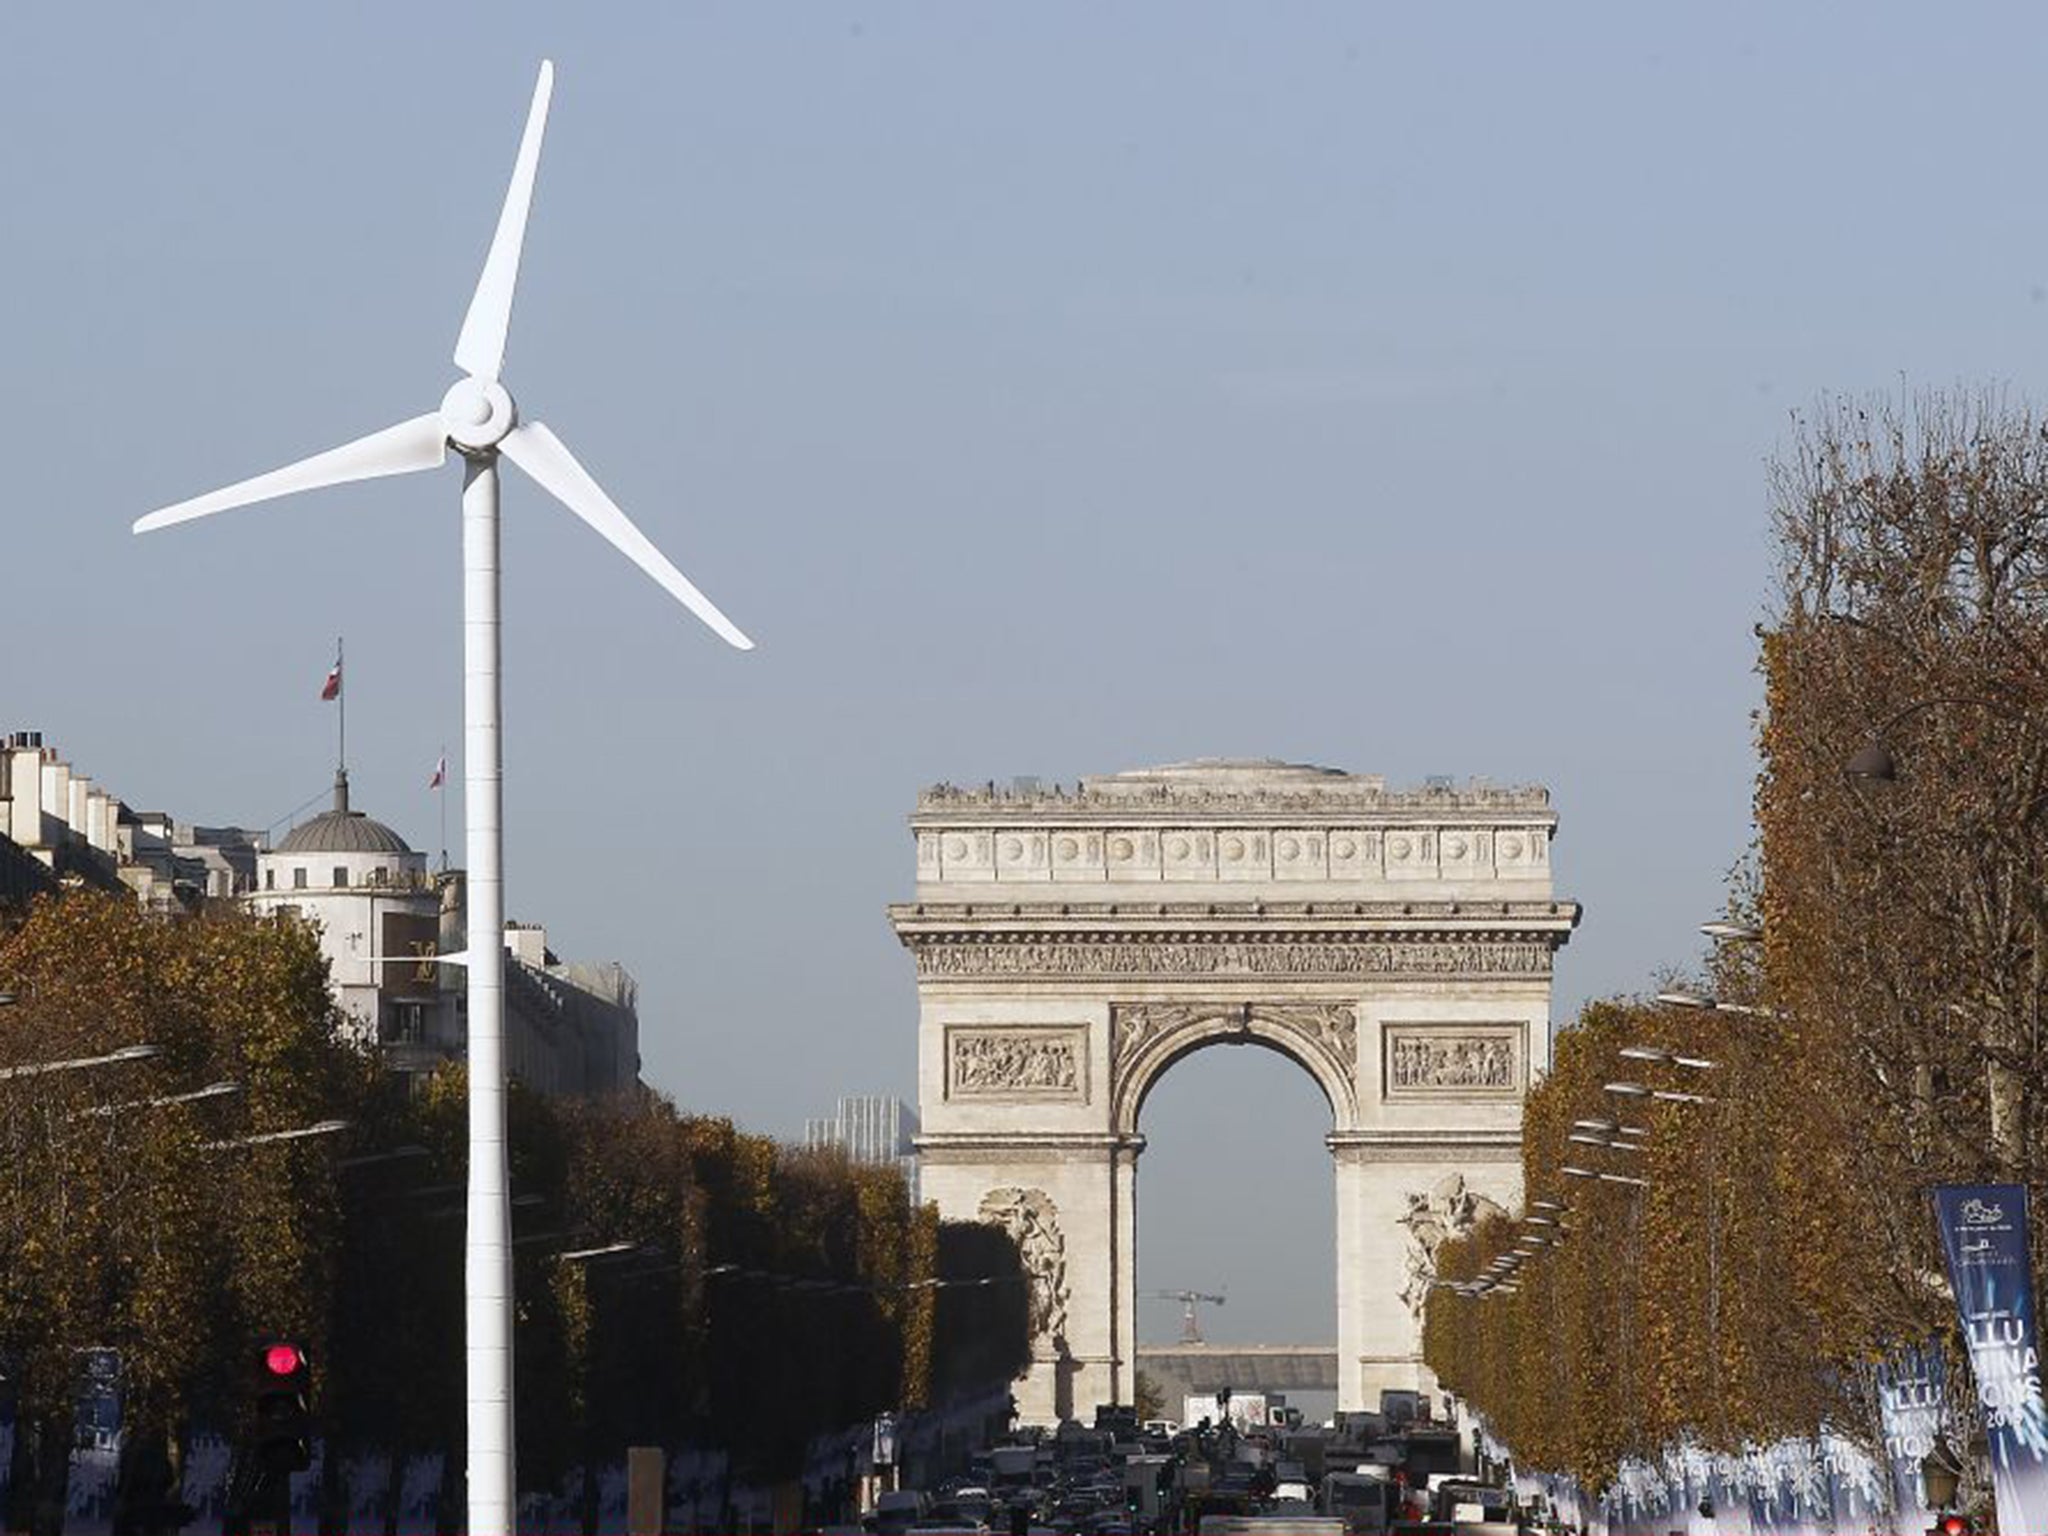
977, 1186, 1069, 1342
1111, 1003, 1221, 1081
1383, 1024, 1523, 1098
1263, 1002, 1360, 1069
917, 772, 1552, 813
914, 939, 1554, 980
947, 1026, 1088, 1101
924, 822, 1562, 884
1111, 1002, 1359, 1125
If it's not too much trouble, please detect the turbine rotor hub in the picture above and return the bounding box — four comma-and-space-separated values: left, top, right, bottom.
440, 377, 517, 450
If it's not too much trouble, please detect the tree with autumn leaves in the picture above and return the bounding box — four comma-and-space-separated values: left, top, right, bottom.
1427, 389, 2048, 1498
0, 890, 358, 1533
0, 890, 1026, 1534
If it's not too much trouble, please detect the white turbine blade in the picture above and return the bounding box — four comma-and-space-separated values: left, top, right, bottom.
135, 414, 447, 534
454, 60, 555, 382
360, 950, 471, 967
501, 420, 755, 650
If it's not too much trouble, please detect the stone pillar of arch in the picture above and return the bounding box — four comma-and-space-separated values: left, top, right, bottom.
890, 760, 1577, 1423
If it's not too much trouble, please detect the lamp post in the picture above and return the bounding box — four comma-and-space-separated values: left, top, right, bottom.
200, 1119, 351, 1152
1560, 1164, 1648, 1188
1844, 695, 2028, 783
1619, 1045, 1717, 1071
1655, 990, 1775, 1018
1921, 1435, 1963, 1513
1605, 1080, 1714, 1106
75, 1081, 241, 1119
556, 1242, 637, 1264
1700, 921, 1762, 944
0, 1044, 160, 1082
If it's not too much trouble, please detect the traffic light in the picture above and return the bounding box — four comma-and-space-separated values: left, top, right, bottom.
253, 1340, 312, 1473
1928, 1516, 1970, 1536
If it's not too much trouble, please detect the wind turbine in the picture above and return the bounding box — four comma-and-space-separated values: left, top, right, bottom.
134, 60, 752, 1533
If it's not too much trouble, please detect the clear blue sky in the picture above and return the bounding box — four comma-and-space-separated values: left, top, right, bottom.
7, 4, 2046, 1347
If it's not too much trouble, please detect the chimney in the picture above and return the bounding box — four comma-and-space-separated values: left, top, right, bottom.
39, 757, 71, 847
5, 744, 41, 844
86, 788, 113, 852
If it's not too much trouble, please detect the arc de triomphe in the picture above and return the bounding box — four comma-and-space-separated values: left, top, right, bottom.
889, 761, 1578, 1424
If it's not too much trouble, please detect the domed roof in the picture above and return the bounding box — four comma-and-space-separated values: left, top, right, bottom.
274, 771, 414, 856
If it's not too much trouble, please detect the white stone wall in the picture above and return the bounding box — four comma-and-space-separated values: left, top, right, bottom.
248, 847, 440, 1042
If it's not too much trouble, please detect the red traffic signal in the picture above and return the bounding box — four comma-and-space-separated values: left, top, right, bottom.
1939, 1517, 1968, 1536
263, 1343, 303, 1377
252, 1338, 312, 1473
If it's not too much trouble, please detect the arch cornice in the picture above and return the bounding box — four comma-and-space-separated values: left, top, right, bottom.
1110, 1001, 1360, 1137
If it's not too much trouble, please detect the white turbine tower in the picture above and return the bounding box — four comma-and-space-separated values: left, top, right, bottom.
134, 60, 751, 1533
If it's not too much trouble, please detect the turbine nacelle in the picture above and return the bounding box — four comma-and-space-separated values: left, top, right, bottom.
441, 377, 517, 452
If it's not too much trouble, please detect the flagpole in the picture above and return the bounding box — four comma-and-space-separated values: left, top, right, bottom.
439, 742, 448, 870
336, 635, 346, 776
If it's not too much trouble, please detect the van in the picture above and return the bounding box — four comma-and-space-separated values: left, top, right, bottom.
1321, 1471, 1394, 1535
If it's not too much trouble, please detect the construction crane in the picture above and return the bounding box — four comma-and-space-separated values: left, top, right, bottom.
1145, 1288, 1226, 1344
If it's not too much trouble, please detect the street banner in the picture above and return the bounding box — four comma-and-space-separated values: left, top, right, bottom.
1820, 1428, 1885, 1532
1878, 1343, 1949, 1522
1934, 1182, 2048, 1535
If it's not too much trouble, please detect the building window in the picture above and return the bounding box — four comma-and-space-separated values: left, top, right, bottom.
292, 867, 307, 890
264, 869, 275, 891
371, 866, 388, 886
333, 866, 349, 888
388, 1002, 426, 1045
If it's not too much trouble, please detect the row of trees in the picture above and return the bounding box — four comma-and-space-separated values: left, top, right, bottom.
1425, 390, 2048, 1496
0, 890, 1028, 1533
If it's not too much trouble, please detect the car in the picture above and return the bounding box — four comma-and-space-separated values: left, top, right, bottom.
868, 1490, 931, 1536
931, 1497, 996, 1530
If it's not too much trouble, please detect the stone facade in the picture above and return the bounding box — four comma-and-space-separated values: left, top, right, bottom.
889, 760, 1578, 1423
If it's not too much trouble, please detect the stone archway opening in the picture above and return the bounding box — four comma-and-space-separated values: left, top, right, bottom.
1132, 1037, 1339, 1424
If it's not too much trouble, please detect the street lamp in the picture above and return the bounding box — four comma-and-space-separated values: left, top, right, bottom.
1605, 1080, 1714, 1106
0, 1043, 160, 1081
1655, 989, 1775, 1018
1920, 1436, 1962, 1511
556, 1241, 636, 1263
1619, 1045, 1718, 1071
76, 1080, 242, 1118
1572, 1115, 1648, 1139
201, 1118, 350, 1151
1582, 1134, 1644, 1154
1700, 921, 1762, 944
1845, 695, 2026, 783
1560, 1164, 1649, 1188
